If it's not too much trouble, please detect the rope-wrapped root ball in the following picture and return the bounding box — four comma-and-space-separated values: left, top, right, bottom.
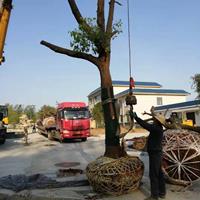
162, 129, 200, 185
86, 156, 144, 195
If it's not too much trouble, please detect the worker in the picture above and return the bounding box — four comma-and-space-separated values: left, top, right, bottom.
32, 123, 36, 133
132, 112, 166, 200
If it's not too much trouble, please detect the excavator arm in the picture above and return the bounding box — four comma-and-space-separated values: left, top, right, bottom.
0, 0, 12, 65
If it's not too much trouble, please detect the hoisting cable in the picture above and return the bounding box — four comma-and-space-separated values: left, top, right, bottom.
119, 0, 137, 139
127, 0, 132, 80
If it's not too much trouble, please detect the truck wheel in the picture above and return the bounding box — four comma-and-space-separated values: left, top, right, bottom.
82, 138, 87, 142
48, 131, 53, 140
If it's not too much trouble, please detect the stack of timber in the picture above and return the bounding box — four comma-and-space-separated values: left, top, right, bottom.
42, 116, 56, 129
36, 116, 56, 134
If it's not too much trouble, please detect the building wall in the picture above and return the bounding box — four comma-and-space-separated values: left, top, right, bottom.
161, 95, 186, 105
113, 86, 129, 95
88, 84, 188, 127
118, 94, 187, 124
88, 91, 101, 109
88, 86, 130, 109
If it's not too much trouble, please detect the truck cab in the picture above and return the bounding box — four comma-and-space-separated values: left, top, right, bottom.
56, 102, 90, 141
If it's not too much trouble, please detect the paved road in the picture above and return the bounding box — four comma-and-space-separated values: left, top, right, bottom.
0, 132, 199, 199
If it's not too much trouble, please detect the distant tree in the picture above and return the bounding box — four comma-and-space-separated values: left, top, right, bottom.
24, 105, 36, 122
192, 74, 200, 99
41, 0, 124, 158
14, 104, 23, 116
7, 104, 21, 124
37, 105, 56, 120
92, 102, 104, 128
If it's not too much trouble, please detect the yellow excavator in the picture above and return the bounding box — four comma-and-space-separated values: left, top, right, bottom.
0, 0, 12, 65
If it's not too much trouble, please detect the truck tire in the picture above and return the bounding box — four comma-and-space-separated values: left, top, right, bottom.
82, 138, 87, 142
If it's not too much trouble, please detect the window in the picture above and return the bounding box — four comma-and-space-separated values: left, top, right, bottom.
63, 108, 90, 120
186, 112, 196, 125
157, 97, 163, 105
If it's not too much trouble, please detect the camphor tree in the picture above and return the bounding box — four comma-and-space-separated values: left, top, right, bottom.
41, 0, 125, 158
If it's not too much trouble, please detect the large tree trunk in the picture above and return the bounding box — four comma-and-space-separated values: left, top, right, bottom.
99, 57, 126, 158
41, 0, 125, 159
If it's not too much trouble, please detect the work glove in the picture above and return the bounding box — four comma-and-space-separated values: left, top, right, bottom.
132, 112, 137, 118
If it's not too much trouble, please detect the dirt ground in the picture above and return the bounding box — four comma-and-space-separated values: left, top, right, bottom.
90, 127, 147, 137
0, 130, 200, 200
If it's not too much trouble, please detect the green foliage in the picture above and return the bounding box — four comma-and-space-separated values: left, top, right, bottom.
7, 104, 37, 124
6, 104, 56, 125
192, 74, 200, 99
24, 105, 36, 122
69, 18, 122, 55
7, 104, 20, 124
91, 102, 104, 128
37, 105, 56, 120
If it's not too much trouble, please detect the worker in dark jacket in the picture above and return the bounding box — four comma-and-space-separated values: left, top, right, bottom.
133, 112, 166, 200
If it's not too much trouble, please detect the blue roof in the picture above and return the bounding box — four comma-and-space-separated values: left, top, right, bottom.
88, 80, 162, 97
112, 80, 161, 88
154, 100, 200, 111
88, 87, 101, 97
115, 88, 189, 98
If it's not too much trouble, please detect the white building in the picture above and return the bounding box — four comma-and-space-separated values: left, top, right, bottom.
88, 80, 189, 125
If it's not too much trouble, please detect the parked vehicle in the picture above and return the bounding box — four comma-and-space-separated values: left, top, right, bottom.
37, 102, 90, 142
0, 105, 8, 126
0, 112, 6, 144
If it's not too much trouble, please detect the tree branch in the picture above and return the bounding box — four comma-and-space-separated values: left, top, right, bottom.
97, 0, 105, 32
40, 40, 99, 66
111, 30, 118, 37
106, 0, 115, 35
68, 0, 91, 32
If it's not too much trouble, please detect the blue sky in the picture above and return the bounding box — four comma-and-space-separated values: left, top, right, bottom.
0, 0, 199, 109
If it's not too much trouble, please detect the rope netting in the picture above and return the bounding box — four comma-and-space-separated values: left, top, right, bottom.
162, 129, 200, 185
86, 156, 144, 195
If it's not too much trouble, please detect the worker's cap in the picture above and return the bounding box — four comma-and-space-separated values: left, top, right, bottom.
153, 114, 166, 126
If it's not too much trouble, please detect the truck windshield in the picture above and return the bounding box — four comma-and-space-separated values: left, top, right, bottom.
63, 108, 90, 120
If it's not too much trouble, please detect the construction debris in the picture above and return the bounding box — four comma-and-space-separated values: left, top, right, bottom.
0, 174, 89, 192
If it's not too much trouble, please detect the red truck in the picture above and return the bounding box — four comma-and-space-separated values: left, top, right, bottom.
37, 102, 90, 142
